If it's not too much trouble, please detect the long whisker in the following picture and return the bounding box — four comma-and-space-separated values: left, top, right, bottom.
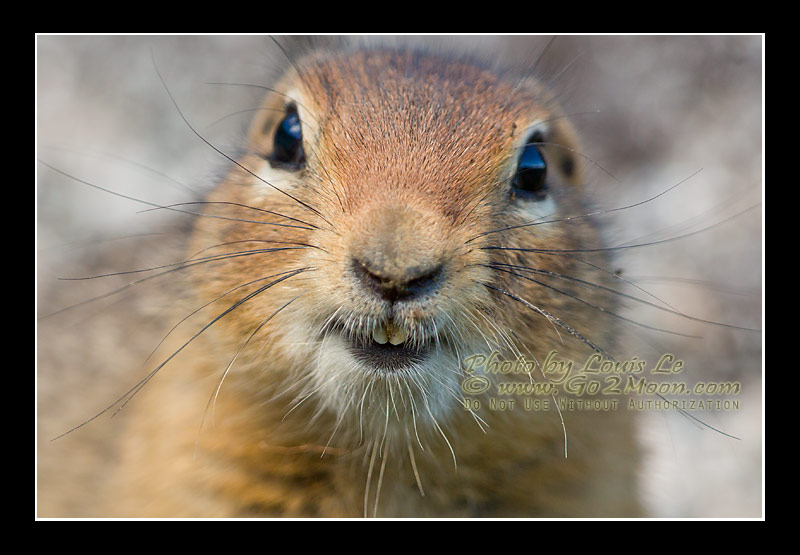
483, 284, 741, 440
152, 54, 332, 228
187, 238, 323, 259
401, 380, 424, 451
487, 262, 759, 332
407, 438, 425, 497
364, 440, 378, 518
480, 204, 760, 255
138, 200, 319, 230
51, 268, 309, 441
58, 247, 310, 281
205, 78, 347, 217
113, 267, 308, 415
40, 246, 308, 320
530, 35, 556, 76
422, 396, 456, 471
373, 438, 388, 518
625, 275, 761, 297
203, 81, 323, 127
38, 231, 171, 255
204, 106, 282, 130
38, 143, 198, 196
466, 169, 703, 243
322, 409, 346, 459
194, 295, 300, 459
481, 282, 612, 359
144, 269, 306, 365
486, 264, 702, 338
38, 160, 311, 231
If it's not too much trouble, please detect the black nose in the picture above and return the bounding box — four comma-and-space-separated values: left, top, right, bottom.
352, 258, 443, 303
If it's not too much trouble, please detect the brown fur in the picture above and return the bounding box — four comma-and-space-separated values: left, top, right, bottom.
39, 46, 642, 517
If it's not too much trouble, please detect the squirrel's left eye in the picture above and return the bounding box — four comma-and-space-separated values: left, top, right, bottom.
271, 104, 305, 169
511, 133, 548, 201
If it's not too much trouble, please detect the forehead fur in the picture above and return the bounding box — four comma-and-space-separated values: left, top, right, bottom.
293, 50, 547, 219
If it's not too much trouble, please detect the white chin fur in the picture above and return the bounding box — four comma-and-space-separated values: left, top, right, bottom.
295, 332, 467, 444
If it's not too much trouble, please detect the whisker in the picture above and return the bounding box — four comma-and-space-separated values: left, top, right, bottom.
479, 283, 741, 441
204, 81, 323, 127
144, 269, 306, 366
466, 169, 703, 243
138, 200, 319, 230
51, 268, 309, 441
401, 380, 424, 451
322, 410, 346, 459
407, 438, 425, 497
38, 143, 198, 196
364, 440, 378, 518
194, 295, 300, 459
373, 442, 388, 518
487, 264, 701, 338
529, 35, 556, 76
480, 203, 760, 255
486, 262, 758, 333
187, 238, 323, 259
282, 384, 323, 423
481, 282, 612, 358
615, 190, 759, 248
422, 397, 456, 471
204, 106, 282, 130
58, 247, 310, 281
38, 231, 171, 254
358, 379, 375, 445
38, 160, 313, 231
625, 275, 761, 297
152, 54, 333, 228
40, 247, 308, 320
112, 267, 309, 415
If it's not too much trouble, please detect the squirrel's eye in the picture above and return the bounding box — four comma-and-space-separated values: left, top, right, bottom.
272, 105, 305, 168
511, 134, 548, 201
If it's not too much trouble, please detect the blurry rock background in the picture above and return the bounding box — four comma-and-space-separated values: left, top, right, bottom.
37, 35, 763, 518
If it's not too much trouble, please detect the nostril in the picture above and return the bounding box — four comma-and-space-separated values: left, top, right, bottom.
404, 265, 443, 296
352, 259, 443, 303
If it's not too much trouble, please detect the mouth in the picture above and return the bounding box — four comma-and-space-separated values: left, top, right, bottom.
336, 320, 431, 372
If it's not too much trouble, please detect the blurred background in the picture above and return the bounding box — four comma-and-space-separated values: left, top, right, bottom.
36, 35, 763, 518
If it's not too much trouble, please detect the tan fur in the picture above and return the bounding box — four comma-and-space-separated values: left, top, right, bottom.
39, 46, 642, 517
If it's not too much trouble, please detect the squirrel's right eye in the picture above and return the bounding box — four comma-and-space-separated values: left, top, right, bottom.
511, 132, 548, 201
272, 105, 305, 169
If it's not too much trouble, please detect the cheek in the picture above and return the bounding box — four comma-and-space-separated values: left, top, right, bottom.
253, 164, 304, 201
517, 195, 559, 221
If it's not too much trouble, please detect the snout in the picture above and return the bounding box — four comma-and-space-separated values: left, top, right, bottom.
351, 258, 444, 304
346, 203, 448, 308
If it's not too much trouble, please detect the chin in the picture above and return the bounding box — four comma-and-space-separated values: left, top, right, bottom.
295, 328, 475, 448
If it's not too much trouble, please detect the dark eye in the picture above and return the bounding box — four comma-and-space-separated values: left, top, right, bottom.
511, 133, 548, 201
271, 105, 305, 169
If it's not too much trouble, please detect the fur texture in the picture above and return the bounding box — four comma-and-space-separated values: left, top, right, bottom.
37, 37, 761, 518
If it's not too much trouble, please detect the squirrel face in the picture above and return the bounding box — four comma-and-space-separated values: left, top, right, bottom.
189, 49, 606, 442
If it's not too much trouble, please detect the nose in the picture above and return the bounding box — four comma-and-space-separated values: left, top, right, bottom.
352, 258, 443, 303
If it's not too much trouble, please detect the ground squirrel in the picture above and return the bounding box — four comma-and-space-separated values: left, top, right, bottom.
37, 36, 763, 518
